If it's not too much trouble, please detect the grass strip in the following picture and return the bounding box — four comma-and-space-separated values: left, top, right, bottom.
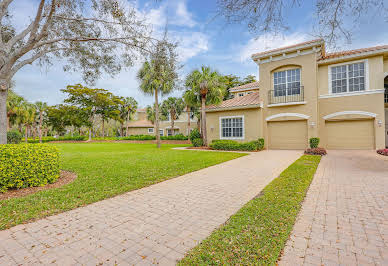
179, 155, 321, 265
0, 143, 245, 230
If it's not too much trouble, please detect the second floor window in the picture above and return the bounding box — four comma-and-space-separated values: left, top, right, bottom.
331, 62, 365, 93
274, 68, 301, 96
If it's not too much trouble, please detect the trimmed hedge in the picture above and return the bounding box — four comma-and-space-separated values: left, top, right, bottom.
7, 130, 22, 144
120, 135, 156, 140
209, 139, 265, 151
189, 129, 201, 143
161, 134, 188, 140
0, 144, 60, 192
28, 135, 86, 143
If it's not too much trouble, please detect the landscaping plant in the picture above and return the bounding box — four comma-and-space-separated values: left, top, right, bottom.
305, 147, 327, 156
309, 137, 320, 148
377, 149, 388, 156
210, 139, 261, 151
6, 130, 22, 144
0, 144, 60, 192
192, 138, 204, 147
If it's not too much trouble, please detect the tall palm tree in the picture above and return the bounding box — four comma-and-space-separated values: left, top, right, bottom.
6, 89, 24, 130
35, 101, 48, 143
19, 103, 36, 143
161, 97, 185, 135
185, 66, 226, 146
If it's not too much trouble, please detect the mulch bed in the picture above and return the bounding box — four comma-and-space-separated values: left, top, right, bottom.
0, 170, 77, 201
186, 146, 213, 150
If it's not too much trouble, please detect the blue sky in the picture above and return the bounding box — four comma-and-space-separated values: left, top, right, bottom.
11, 0, 388, 107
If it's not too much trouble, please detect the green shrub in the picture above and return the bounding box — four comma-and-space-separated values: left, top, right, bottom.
0, 144, 60, 192
210, 140, 258, 151
192, 138, 203, 147
161, 134, 188, 140
28, 135, 87, 143
257, 138, 265, 150
7, 130, 22, 144
121, 134, 156, 140
189, 129, 201, 143
309, 137, 320, 148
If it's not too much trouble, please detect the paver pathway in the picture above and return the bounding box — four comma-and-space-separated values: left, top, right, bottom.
280, 150, 388, 266
0, 150, 301, 265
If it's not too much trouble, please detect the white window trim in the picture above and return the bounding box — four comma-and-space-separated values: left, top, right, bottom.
328, 59, 369, 95
219, 115, 245, 140
148, 128, 154, 133
159, 129, 164, 136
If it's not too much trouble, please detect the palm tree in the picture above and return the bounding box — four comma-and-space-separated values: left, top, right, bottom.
6, 89, 24, 130
185, 66, 226, 146
19, 103, 36, 143
35, 101, 48, 143
118, 97, 138, 137
161, 97, 185, 136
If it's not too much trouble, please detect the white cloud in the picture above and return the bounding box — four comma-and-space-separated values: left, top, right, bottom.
239, 33, 310, 62
174, 32, 209, 62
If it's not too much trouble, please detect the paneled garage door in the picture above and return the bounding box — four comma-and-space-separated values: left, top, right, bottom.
326, 120, 375, 149
268, 120, 308, 149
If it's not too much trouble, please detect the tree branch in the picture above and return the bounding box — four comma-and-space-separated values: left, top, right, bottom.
0, 0, 12, 22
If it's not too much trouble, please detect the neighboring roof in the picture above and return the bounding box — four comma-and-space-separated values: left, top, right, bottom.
206, 92, 260, 112
126, 120, 153, 128
137, 108, 147, 112
319, 45, 388, 61
229, 81, 260, 92
251, 39, 324, 59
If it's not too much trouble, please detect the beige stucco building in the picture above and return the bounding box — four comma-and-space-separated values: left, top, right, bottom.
127, 108, 198, 136
206, 39, 388, 150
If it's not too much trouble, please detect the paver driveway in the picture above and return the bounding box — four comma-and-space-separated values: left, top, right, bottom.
0, 150, 301, 265
280, 150, 388, 266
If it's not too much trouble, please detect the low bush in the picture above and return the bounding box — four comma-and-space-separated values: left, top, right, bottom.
309, 137, 320, 148
0, 144, 60, 192
28, 135, 87, 143
161, 134, 188, 140
304, 147, 327, 156
7, 130, 22, 144
192, 138, 203, 147
121, 135, 156, 140
210, 140, 258, 151
377, 149, 388, 156
189, 128, 201, 143
257, 138, 265, 150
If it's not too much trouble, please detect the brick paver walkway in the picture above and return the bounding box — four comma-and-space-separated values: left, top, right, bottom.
280, 150, 388, 266
0, 150, 301, 265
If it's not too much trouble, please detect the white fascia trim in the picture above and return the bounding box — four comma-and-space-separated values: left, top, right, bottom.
219, 115, 245, 140
165, 126, 180, 129
318, 48, 388, 64
266, 112, 310, 121
230, 87, 259, 92
251, 40, 323, 61
319, 89, 384, 99
206, 104, 261, 113
256, 49, 318, 65
323, 111, 377, 120
268, 101, 307, 107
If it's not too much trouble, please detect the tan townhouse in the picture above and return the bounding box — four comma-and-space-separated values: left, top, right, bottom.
206, 39, 388, 150
127, 108, 198, 136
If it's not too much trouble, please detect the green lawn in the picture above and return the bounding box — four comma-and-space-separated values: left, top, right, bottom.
179, 155, 321, 265
0, 143, 245, 230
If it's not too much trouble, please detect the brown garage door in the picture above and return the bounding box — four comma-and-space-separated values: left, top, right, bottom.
268, 120, 308, 149
326, 120, 375, 149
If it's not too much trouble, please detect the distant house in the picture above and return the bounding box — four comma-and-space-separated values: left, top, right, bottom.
127, 108, 198, 136
206, 39, 388, 150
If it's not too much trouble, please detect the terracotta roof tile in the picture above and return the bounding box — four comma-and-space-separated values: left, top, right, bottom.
319, 45, 388, 60
251, 39, 323, 58
206, 92, 260, 111
229, 81, 260, 91
126, 120, 153, 128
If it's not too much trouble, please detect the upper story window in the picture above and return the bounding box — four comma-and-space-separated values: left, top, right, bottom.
274, 68, 301, 96
331, 62, 365, 93
238, 92, 245, 97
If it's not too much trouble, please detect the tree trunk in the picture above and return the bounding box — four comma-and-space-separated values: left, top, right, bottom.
201, 95, 207, 146
24, 125, 28, 143
39, 112, 43, 143
0, 87, 8, 144
154, 88, 161, 148
88, 128, 92, 141
120, 123, 124, 137
187, 107, 191, 135
102, 118, 105, 138
126, 111, 130, 137
171, 110, 175, 136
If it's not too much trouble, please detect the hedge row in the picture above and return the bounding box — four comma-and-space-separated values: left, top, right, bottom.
210, 139, 265, 151
28, 135, 86, 143
0, 144, 60, 192
94, 134, 189, 141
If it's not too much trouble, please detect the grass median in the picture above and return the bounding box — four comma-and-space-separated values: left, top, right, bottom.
0, 143, 245, 230
179, 154, 321, 265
